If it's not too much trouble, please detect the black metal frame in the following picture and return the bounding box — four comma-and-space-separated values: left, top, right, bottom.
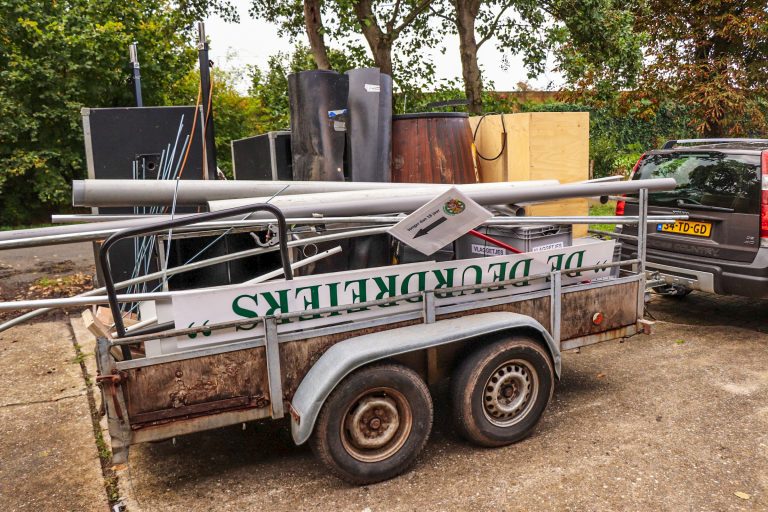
98, 203, 293, 359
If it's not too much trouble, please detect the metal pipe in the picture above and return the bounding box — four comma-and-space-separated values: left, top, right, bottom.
245, 246, 342, 284
207, 178, 678, 217
2, 213, 687, 251
51, 214, 686, 226
72, 179, 558, 207
0, 227, 388, 327
0, 292, 174, 310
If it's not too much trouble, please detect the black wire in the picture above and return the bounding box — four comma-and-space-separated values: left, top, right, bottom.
473, 112, 507, 161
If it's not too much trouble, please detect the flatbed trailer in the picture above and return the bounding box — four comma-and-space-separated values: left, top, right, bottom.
94, 190, 658, 484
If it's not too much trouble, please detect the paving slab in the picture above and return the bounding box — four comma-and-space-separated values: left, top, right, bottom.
0, 321, 108, 511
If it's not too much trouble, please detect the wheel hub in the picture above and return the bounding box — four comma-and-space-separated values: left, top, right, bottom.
346, 397, 400, 449
483, 360, 536, 426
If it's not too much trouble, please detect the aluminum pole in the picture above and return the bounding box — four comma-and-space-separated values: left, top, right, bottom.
72, 179, 558, 207
208, 179, 678, 218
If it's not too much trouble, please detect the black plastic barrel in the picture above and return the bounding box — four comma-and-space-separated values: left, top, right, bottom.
288, 70, 348, 182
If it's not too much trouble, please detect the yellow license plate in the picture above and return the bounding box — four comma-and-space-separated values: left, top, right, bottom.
656, 220, 712, 237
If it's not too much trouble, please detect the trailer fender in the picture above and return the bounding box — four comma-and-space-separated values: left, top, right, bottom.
289, 311, 559, 445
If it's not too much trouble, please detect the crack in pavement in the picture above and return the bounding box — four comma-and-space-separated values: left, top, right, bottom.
0, 391, 87, 408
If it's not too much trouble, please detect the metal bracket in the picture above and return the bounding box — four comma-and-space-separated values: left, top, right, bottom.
264, 317, 285, 419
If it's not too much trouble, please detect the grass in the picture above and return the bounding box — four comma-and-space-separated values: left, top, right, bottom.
0, 223, 55, 231
589, 201, 618, 234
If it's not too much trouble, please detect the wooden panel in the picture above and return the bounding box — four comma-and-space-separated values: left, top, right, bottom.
470, 114, 515, 182
525, 198, 589, 238
504, 113, 531, 183
392, 116, 477, 184
560, 281, 638, 340
528, 112, 589, 183
124, 347, 269, 417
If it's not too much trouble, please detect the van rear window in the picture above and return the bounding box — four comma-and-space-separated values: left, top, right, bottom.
633, 153, 761, 214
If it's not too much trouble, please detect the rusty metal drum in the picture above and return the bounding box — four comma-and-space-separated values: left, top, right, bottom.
391, 112, 477, 184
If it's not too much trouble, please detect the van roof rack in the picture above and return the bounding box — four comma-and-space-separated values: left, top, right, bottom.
662, 138, 768, 149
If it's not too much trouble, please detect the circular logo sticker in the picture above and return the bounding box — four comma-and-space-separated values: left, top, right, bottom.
443, 198, 466, 216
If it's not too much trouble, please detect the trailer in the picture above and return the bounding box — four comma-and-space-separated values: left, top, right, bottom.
91, 190, 660, 485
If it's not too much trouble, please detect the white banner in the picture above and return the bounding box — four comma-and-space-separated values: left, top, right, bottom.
150, 239, 616, 355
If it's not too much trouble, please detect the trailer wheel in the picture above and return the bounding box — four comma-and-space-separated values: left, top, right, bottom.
452, 337, 554, 447
310, 363, 433, 485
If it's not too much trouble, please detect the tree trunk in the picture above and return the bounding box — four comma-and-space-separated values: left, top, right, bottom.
353, 0, 394, 76
303, 0, 331, 70
454, 0, 483, 114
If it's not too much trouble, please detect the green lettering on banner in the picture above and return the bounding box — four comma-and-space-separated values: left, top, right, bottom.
344, 279, 370, 312
260, 289, 292, 323
295, 285, 322, 320
487, 262, 508, 291
509, 258, 533, 287
432, 268, 456, 298
373, 275, 399, 307
460, 265, 484, 295
401, 271, 428, 303
325, 282, 342, 317
232, 294, 259, 331
564, 250, 586, 277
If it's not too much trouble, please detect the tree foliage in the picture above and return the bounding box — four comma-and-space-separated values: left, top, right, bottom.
0, 0, 233, 224
433, 0, 643, 113
250, 0, 441, 92
633, 0, 768, 136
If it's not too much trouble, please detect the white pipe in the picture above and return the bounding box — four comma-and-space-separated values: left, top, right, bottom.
208, 179, 678, 218
245, 246, 342, 284
73, 179, 559, 207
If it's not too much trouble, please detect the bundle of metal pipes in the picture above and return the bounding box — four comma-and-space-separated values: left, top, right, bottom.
0, 178, 675, 249
0, 176, 680, 334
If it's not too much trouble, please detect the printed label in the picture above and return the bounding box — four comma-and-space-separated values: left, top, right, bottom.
471, 244, 507, 256
532, 242, 564, 252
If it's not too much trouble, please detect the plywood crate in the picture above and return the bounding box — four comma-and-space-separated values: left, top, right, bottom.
470, 112, 590, 237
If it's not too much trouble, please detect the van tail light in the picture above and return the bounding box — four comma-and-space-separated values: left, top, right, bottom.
615, 153, 646, 216
761, 151, 768, 247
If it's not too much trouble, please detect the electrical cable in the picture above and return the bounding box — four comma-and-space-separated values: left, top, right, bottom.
472, 112, 507, 161
177, 82, 202, 179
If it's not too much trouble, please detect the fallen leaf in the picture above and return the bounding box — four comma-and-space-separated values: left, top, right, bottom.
734, 492, 750, 500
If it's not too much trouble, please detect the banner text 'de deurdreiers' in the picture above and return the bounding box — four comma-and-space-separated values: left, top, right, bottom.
154, 239, 615, 355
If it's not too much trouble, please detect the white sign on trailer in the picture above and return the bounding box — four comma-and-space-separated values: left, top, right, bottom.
388, 187, 492, 255
148, 239, 616, 356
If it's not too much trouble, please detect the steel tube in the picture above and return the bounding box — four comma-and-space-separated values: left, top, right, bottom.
52, 214, 687, 226
208, 179, 677, 217
0, 227, 388, 322
72, 179, 557, 207
0, 213, 686, 251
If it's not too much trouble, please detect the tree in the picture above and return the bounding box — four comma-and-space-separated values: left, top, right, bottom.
433, 0, 643, 114
633, 0, 768, 136
0, 0, 236, 225
250, 0, 441, 91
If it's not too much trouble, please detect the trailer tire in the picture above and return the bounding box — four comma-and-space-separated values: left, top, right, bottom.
452, 337, 553, 447
310, 363, 433, 485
